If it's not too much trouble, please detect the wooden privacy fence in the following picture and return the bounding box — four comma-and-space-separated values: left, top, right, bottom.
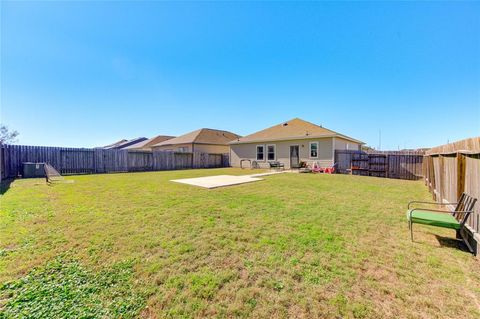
0, 144, 230, 179
423, 137, 480, 250
335, 150, 424, 180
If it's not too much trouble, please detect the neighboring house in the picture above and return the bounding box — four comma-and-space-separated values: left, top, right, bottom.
122, 135, 175, 151
102, 139, 128, 149
152, 128, 240, 154
229, 118, 364, 169
103, 137, 148, 149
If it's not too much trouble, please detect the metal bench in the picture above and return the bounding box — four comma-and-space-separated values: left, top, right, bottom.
407, 192, 477, 251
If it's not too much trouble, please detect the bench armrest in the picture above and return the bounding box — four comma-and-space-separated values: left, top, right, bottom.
408, 201, 457, 209
409, 208, 452, 214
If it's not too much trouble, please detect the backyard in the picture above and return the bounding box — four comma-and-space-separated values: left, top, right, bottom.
1, 168, 479, 318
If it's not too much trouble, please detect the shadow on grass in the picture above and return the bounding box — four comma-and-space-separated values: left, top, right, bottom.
0, 178, 14, 195
434, 234, 470, 253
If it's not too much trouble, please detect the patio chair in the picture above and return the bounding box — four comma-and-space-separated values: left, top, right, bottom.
268, 161, 284, 171
406, 192, 477, 251
311, 162, 323, 173
324, 163, 338, 174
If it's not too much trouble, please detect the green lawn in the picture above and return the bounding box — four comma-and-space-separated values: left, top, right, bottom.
1, 168, 479, 318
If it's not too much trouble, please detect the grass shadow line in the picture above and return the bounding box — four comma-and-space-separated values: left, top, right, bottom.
433, 234, 470, 253
0, 178, 14, 195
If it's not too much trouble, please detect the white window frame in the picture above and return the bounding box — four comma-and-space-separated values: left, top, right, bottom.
266, 144, 276, 161
256, 145, 265, 161
309, 141, 319, 159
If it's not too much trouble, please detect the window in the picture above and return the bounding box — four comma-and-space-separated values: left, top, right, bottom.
267, 144, 276, 161
256, 145, 265, 161
310, 142, 318, 158
177, 147, 188, 152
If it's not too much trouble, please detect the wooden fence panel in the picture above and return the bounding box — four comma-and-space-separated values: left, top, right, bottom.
424, 137, 480, 255
152, 151, 175, 170
60, 148, 95, 175
175, 153, 192, 170
0, 145, 230, 179
127, 151, 153, 172
386, 154, 424, 180
465, 155, 480, 233
334, 150, 357, 174
432, 156, 442, 200
222, 153, 230, 167
193, 152, 207, 169
208, 154, 222, 168
441, 155, 458, 204
335, 150, 424, 180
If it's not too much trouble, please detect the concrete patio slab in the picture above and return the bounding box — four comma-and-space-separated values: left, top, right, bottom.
171, 174, 264, 189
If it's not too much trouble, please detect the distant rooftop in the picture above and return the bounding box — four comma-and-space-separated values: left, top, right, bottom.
123, 135, 175, 150
153, 128, 240, 147
230, 118, 364, 144
103, 137, 148, 149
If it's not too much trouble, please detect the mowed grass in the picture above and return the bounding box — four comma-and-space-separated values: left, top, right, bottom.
1, 168, 479, 318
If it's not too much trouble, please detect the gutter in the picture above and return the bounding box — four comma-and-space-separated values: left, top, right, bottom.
229, 134, 365, 145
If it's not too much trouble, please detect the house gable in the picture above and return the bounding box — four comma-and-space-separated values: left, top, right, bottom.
230, 118, 364, 145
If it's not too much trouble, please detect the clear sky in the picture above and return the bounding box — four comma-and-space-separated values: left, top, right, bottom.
1, 1, 479, 149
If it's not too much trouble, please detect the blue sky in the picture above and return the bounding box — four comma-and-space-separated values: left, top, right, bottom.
1, 1, 479, 149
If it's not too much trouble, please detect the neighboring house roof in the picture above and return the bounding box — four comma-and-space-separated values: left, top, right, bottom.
153, 128, 240, 147
104, 137, 148, 149
229, 118, 365, 145
102, 139, 128, 149
123, 135, 175, 150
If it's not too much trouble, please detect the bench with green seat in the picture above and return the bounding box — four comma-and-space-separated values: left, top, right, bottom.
406, 192, 477, 250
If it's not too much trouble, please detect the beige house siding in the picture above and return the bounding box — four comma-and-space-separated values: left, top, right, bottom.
230, 138, 334, 169
193, 144, 230, 154
334, 137, 361, 151
153, 143, 192, 152
152, 143, 229, 154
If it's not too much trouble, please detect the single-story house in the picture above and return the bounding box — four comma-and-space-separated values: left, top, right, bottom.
152, 128, 240, 154
229, 118, 364, 169
123, 135, 175, 151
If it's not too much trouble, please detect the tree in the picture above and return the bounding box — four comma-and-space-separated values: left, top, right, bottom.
0, 125, 19, 144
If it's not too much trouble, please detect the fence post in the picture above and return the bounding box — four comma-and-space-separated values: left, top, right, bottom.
438, 155, 445, 202
456, 152, 466, 200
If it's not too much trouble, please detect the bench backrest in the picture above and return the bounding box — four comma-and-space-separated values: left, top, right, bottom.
454, 193, 477, 223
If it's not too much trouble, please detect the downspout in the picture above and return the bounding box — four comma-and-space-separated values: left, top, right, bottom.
332, 137, 336, 166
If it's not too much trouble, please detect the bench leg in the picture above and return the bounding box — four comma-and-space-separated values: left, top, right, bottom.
456, 229, 461, 240
410, 222, 414, 241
